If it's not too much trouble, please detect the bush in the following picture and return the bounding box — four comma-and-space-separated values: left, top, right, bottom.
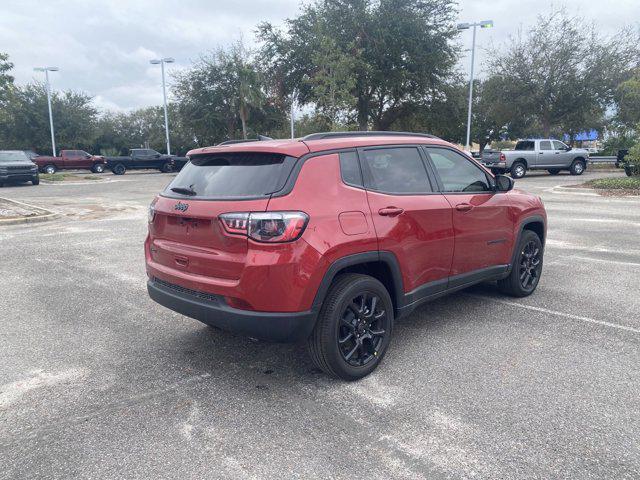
623, 143, 640, 176
584, 177, 640, 190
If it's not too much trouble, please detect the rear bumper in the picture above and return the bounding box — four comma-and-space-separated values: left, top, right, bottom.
147, 277, 317, 343
483, 162, 507, 169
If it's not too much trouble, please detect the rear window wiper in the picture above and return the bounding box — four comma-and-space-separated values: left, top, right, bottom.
170, 186, 197, 196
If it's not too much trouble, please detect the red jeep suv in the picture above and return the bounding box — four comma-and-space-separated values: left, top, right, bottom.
146, 132, 546, 380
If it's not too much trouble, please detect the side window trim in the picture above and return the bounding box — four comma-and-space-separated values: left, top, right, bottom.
357, 145, 435, 195
422, 146, 496, 194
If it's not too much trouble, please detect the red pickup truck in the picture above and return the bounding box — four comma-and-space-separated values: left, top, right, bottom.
35, 150, 107, 174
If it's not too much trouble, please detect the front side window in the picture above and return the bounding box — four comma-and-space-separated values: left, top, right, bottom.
553, 140, 567, 150
426, 148, 493, 193
360, 147, 432, 194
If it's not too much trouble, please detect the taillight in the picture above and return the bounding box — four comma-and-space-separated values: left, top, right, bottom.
148, 197, 158, 223
500, 153, 506, 162
219, 211, 309, 243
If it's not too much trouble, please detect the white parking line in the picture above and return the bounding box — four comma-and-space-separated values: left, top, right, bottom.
568, 255, 640, 268
467, 294, 640, 334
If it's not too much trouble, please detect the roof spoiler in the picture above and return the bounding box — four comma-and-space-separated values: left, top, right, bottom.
302, 131, 440, 141
218, 135, 274, 146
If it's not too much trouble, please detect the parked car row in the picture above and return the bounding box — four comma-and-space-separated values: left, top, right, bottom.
0, 148, 190, 186
32, 148, 188, 175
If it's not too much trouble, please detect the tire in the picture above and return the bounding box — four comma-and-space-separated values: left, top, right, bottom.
547, 169, 560, 175
92, 164, 105, 173
510, 161, 527, 179
44, 164, 56, 175
569, 159, 585, 176
160, 163, 173, 173
497, 230, 543, 297
308, 273, 394, 381
112, 163, 126, 175
32, 176, 40, 185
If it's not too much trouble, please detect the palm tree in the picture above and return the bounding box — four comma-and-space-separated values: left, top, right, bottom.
229, 42, 264, 139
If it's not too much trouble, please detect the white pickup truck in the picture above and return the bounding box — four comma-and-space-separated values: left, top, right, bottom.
481, 139, 590, 178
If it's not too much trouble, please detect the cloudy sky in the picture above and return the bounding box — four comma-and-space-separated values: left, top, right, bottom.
1, 0, 637, 112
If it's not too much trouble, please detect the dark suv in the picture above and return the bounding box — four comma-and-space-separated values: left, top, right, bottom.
146, 132, 546, 380
0, 150, 40, 186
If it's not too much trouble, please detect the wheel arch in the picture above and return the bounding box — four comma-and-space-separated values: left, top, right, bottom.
508, 215, 546, 273
513, 158, 528, 168
311, 251, 404, 317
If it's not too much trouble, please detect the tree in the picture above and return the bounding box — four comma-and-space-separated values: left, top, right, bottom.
1, 82, 97, 153
258, 0, 459, 130
615, 68, 640, 127
487, 10, 639, 139
0, 52, 14, 102
173, 41, 277, 144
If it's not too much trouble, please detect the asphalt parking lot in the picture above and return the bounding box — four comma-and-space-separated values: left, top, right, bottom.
1, 169, 639, 479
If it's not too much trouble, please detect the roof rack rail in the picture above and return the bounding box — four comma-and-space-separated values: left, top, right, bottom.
218, 135, 274, 146
302, 131, 439, 141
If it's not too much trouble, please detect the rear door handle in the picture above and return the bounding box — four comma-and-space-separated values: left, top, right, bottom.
378, 207, 404, 217
455, 203, 473, 212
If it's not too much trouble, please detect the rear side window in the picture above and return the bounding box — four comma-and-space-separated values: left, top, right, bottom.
339, 151, 363, 187
515, 141, 534, 151
165, 152, 296, 199
540, 141, 552, 150
360, 147, 432, 194
426, 148, 493, 193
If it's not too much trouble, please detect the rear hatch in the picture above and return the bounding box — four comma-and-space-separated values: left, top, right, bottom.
149, 151, 298, 281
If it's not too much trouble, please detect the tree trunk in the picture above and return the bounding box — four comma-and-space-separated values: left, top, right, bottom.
240, 113, 248, 139
541, 117, 551, 138
226, 118, 235, 139
357, 95, 368, 131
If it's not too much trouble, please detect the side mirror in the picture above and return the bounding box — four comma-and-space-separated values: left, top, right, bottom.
495, 174, 514, 192
565, 146, 572, 151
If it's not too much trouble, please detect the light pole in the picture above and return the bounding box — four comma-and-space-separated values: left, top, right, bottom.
150, 57, 174, 155
290, 90, 296, 139
457, 20, 493, 151
34, 66, 59, 156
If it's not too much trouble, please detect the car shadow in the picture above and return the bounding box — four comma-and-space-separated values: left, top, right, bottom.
161, 283, 502, 385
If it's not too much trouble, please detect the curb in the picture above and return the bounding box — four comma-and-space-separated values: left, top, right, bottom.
551, 185, 640, 200
40, 178, 112, 185
552, 185, 600, 196
0, 197, 62, 226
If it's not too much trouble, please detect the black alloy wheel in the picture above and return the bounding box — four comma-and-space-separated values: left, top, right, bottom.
519, 239, 542, 291
338, 291, 389, 367
308, 273, 394, 380
497, 230, 544, 297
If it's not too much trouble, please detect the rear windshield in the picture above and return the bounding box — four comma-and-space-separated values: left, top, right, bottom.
164, 152, 297, 199
0, 151, 30, 163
